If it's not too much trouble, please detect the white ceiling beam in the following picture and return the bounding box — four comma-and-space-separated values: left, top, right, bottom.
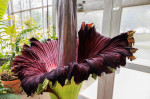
77, 0, 150, 11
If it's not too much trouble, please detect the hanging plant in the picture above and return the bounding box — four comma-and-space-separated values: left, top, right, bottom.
12, 23, 137, 99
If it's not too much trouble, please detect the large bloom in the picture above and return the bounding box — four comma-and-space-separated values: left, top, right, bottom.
12, 23, 137, 96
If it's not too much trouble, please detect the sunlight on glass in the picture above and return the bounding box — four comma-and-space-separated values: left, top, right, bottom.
21, 0, 29, 10
120, 5, 150, 66
31, 0, 42, 8
77, 10, 103, 33
13, 0, 20, 12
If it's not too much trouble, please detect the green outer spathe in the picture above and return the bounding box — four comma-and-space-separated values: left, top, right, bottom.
49, 77, 82, 99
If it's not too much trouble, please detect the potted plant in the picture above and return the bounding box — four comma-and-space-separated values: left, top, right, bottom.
0, 16, 42, 94
0, 79, 21, 99
0, 19, 21, 93
0, 79, 14, 94
0, 73, 20, 94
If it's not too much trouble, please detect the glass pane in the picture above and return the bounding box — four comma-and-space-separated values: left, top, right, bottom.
120, 5, 150, 66
22, 11, 30, 22
21, 0, 29, 10
44, 7, 52, 31
79, 77, 98, 99
114, 67, 150, 99
13, 0, 21, 12
14, 13, 22, 27
77, 10, 103, 33
43, 0, 52, 6
31, 0, 42, 8
31, 9, 42, 26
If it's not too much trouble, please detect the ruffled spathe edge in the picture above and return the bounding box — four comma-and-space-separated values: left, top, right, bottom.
12, 23, 138, 96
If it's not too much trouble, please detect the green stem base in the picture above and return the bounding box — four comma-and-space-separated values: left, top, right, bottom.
49, 78, 82, 99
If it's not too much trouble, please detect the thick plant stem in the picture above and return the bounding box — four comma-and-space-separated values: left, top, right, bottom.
52, 0, 80, 99
57, 0, 77, 67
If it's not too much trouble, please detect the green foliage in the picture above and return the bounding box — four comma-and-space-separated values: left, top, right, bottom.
0, 61, 11, 73
0, 80, 14, 94
0, 17, 41, 70
49, 25, 57, 40
37, 79, 49, 94
0, 52, 6, 59
37, 84, 43, 94
0, 88, 14, 94
40, 25, 57, 43
0, 16, 57, 82
15, 25, 40, 52
0, 17, 42, 83
0, 0, 9, 20
0, 93, 20, 99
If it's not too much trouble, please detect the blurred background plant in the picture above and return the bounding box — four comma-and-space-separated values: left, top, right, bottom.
0, 80, 14, 93
0, 15, 57, 81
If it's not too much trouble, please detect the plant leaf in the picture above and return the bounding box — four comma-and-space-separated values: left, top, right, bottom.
0, 0, 9, 21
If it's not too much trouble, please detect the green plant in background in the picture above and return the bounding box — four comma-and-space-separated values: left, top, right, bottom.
0, 1, 57, 92
0, 80, 14, 93
40, 24, 57, 43
0, 16, 42, 81
0, 15, 57, 81
0, 80, 20, 99
15, 18, 41, 52
0, 0, 9, 20
49, 25, 57, 40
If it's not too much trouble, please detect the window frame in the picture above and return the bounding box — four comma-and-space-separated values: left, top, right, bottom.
9, 0, 53, 34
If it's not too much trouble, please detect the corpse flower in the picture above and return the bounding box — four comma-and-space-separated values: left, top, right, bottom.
12, 23, 137, 99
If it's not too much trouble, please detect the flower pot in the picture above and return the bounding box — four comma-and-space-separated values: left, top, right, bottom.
1, 79, 21, 94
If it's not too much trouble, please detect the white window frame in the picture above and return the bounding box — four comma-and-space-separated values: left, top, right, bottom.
8, 0, 53, 34
95, 0, 150, 99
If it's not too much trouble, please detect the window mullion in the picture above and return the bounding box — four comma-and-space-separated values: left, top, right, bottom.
20, 0, 23, 26
42, 0, 45, 34
29, 0, 32, 18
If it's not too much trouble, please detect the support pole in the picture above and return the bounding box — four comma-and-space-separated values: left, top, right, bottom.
97, 0, 122, 99
57, 0, 77, 66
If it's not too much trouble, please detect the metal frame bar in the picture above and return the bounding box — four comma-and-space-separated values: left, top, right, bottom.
46, 0, 49, 33
8, 0, 13, 25
29, 0, 32, 18
125, 63, 150, 74
52, 0, 57, 32
42, 0, 45, 34
13, 5, 52, 14
77, 0, 150, 12
20, 0, 23, 26
7, 0, 14, 52
10, 0, 53, 34
10, 0, 14, 15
